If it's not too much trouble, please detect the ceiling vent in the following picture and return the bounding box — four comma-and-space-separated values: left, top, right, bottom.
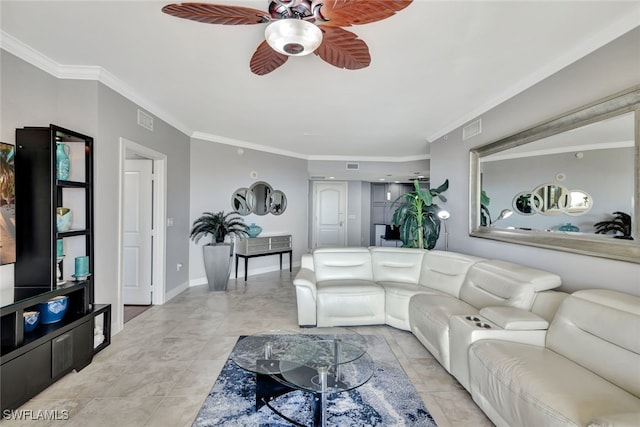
463, 118, 482, 140
346, 162, 359, 170
137, 109, 154, 131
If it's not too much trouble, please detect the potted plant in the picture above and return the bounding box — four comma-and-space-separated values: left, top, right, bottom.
390, 179, 449, 250
594, 211, 633, 240
190, 211, 248, 291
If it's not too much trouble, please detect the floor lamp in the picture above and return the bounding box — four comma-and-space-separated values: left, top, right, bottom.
437, 210, 451, 251
491, 209, 513, 226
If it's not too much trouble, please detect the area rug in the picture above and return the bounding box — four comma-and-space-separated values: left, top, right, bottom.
193, 334, 437, 426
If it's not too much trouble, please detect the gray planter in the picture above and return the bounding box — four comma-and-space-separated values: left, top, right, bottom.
202, 243, 233, 291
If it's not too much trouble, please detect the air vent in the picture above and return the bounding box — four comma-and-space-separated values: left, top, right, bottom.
310, 175, 326, 180
346, 162, 359, 170
463, 118, 482, 140
137, 109, 154, 131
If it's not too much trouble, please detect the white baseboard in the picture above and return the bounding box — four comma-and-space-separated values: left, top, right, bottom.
165, 280, 189, 302
190, 261, 300, 286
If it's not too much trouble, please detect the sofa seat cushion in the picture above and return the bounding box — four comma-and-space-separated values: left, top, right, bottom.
379, 281, 442, 331
316, 280, 385, 327
408, 294, 478, 371
469, 340, 640, 427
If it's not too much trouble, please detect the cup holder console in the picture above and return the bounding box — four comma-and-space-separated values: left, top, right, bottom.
464, 315, 491, 328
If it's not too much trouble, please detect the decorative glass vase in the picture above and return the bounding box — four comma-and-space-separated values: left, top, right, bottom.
246, 223, 262, 238
56, 207, 72, 232
558, 223, 580, 232
56, 142, 71, 180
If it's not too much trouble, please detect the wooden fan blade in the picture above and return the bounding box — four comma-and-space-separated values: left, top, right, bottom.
317, 0, 412, 27
162, 3, 270, 25
250, 41, 289, 75
314, 26, 371, 70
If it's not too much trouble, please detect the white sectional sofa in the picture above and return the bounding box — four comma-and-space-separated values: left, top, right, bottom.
469, 289, 640, 427
293, 247, 640, 426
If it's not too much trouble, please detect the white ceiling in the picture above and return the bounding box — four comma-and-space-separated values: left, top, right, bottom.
1, 1, 639, 167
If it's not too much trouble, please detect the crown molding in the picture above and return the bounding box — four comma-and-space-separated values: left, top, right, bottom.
190, 131, 309, 160
1, 30, 430, 163
1, 30, 192, 137
427, 9, 640, 143
307, 154, 430, 162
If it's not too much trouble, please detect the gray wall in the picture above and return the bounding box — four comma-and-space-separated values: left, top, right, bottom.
482, 147, 634, 233
429, 27, 640, 296
0, 51, 191, 333
189, 139, 308, 283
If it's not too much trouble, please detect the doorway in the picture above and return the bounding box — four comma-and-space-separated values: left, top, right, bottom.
312, 181, 347, 248
118, 138, 167, 331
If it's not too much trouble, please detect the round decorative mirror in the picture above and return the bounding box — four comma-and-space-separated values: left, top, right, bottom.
531, 184, 569, 215
231, 187, 254, 216
270, 190, 287, 215
512, 192, 536, 215
563, 189, 593, 216
249, 181, 273, 216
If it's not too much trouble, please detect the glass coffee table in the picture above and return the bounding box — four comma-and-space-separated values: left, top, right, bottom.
231, 329, 374, 427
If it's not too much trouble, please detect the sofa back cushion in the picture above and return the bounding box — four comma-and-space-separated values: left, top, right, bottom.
546, 289, 640, 398
370, 247, 425, 284
459, 259, 561, 310
419, 251, 485, 298
312, 247, 373, 282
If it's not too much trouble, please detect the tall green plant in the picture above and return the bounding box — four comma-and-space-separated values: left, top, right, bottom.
190, 211, 248, 244
391, 179, 449, 250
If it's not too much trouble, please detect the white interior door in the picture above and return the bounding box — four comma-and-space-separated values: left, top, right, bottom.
313, 181, 347, 247
123, 159, 153, 305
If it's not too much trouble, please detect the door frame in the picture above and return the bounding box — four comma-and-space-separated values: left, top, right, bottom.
117, 138, 167, 328
311, 181, 348, 248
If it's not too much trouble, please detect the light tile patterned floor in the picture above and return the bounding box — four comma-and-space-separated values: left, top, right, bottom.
1, 270, 494, 427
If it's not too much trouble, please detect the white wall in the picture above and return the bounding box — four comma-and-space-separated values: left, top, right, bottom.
189, 139, 309, 283
430, 27, 640, 295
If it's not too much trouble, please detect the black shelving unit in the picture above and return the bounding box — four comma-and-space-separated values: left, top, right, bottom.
0, 125, 110, 412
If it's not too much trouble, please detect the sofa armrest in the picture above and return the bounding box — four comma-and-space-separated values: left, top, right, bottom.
293, 268, 318, 326
588, 412, 640, 427
293, 268, 317, 298
300, 253, 314, 271
479, 306, 549, 330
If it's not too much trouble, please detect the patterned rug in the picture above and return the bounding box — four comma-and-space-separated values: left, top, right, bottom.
193, 334, 437, 426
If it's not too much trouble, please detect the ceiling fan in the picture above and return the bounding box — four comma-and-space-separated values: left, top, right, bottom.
162, 0, 413, 75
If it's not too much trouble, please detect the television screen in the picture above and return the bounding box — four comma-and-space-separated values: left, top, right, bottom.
0, 142, 16, 265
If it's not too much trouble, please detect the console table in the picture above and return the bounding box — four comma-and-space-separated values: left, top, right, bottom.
235, 235, 292, 281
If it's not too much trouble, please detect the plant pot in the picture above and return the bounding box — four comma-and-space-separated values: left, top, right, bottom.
203, 243, 233, 291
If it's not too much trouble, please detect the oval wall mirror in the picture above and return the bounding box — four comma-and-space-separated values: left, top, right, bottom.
531, 184, 568, 215
512, 192, 536, 215
564, 189, 593, 216
270, 190, 287, 215
249, 181, 273, 216
231, 187, 254, 216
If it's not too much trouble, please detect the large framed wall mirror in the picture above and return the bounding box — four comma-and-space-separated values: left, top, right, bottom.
231, 181, 287, 216
470, 86, 640, 263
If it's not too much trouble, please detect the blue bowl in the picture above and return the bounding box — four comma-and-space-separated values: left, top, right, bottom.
38, 296, 68, 324
23, 311, 40, 333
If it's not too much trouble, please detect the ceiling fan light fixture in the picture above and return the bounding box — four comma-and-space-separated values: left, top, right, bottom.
265, 19, 322, 56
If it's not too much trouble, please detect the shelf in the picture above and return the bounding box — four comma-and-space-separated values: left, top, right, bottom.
2, 125, 105, 413
57, 229, 90, 238
56, 180, 89, 189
